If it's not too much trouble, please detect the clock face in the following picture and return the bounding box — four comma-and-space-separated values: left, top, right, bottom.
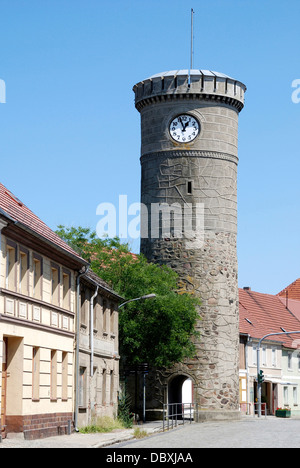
169, 114, 200, 143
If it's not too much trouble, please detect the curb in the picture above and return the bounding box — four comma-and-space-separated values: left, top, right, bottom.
93, 426, 164, 448
93, 433, 136, 448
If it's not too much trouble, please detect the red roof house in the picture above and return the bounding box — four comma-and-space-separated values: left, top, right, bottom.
277, 279, 300, 328
278, 297, 300, 323
239, 287, 300, 349
0, 182, 88, 269
278, 279, 300, 301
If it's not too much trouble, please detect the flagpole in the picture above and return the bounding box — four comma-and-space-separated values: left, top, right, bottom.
189, 8, 194, 86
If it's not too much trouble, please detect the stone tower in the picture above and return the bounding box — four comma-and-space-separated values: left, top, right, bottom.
133, 70, 246, 420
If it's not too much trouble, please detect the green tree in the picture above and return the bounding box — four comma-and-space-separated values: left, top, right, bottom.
56, 226, 200, 368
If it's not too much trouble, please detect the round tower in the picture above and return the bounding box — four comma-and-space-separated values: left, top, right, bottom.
133, 69, 246, 420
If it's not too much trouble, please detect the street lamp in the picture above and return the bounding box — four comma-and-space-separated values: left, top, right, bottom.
118, 293, 156, 309
119, 293, 156, 423
257, 330, 300, 417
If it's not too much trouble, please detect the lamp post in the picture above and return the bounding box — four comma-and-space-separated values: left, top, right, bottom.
119, 293, 156, 423
257, 330, 300, 417
118, 294, 156, 310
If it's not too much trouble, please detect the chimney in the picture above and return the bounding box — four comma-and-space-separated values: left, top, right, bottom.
243, 287, 251, 291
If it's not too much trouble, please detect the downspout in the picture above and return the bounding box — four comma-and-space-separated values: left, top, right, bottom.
0, 219, 7, 443
74, 266, 89, 432
90, 285, 99, 378
245, 335, 250, 415
89, 285, 99, 427
0, 219, 8, 294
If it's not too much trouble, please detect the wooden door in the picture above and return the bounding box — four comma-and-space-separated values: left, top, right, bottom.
1, 338, 7, 439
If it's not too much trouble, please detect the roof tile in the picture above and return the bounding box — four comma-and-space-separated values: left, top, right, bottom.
0, 183, 85, 262
278, 279, 300, 300
239, 288, 300, 348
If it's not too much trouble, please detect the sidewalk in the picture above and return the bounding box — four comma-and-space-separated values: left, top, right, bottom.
0, 421, 164, 449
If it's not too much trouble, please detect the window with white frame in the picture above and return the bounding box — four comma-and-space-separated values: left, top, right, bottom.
6, 240, 17, 291
262, 347, 267, 366
79, 366, 87, 408
110, 370, 114, 404
51, 263, 60, 306
293, 387, 298, 406
253, 346, 257, 366
19, 247, 29, 295
62, 269, 71, 310
33, 253, 43, 300
50, 350, 58, 401
272, 348, 276, 367
32, 347, 40, 401
102, 368, 107, 406
110, 304, 115, 335
284, 386, 289, 405
80, 285, 87, 326
62, 352, 69, 401
288, 352, 292, 370
103, 300, 108, 334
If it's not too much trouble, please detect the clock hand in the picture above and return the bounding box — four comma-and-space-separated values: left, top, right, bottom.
181, 121, 190, 133
179, 117, 185, 130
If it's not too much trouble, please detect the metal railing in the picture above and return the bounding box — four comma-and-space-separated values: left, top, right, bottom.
253, 402, 267, 418
163, 403, 198, 432
240, 402, 267, 417
239, 402, 252, 415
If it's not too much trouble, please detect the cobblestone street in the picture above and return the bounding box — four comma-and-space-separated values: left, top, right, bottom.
112, 417, 300, 449
1, 416, 300, 448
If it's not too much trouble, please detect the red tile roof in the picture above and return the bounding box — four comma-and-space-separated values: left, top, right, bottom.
277, 279, 300, 300
278, 297, 300, 322
0, 183, 86, 264
239, 288, 300, 349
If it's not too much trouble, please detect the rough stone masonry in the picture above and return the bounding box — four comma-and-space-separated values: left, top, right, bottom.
133, 70, 246, 420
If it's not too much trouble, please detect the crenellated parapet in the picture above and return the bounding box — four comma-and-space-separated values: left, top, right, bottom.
133, 69, 246, 113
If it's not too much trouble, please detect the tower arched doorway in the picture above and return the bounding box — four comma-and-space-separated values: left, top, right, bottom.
168, 375, 194, 419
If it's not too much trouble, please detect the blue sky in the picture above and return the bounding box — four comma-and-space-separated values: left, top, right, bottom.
0, 0, 299, 295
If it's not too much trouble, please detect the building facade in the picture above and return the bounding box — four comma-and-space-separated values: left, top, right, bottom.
281, 347, 300, 415
76, 270, 121, 428
239, 287, 300, 416
239, 335, 283, 415
0, 184, 121, 440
